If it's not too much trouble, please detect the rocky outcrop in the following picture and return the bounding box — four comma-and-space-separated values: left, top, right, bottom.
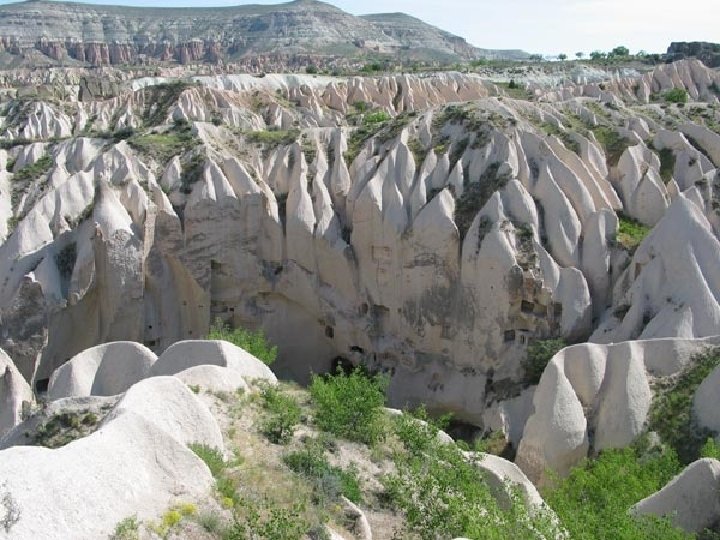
0, 349, 32, 438
1, 61, 720, 428
516, 336, 720, 485
47, 341, 156, 400
0, 376, 220, 539
632, 458, 720, 533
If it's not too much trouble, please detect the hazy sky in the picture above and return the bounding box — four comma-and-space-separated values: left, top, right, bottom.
1, 0, 718, 55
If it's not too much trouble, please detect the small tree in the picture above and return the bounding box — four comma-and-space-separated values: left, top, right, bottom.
310, 368, 387, 445
611, 45, 630, 57
590, 50, 605, 61
663, 88, 688, 104
575, 52, 584, 59
558, 53, 568, 61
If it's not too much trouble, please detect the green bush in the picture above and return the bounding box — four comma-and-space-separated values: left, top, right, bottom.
245, 129, 300, 147
111, 516, 140, 540
649, 348, 720, 463
11, 155, 52, 184
544, 444, 691, 540
309, 368, 387, 445
225, 497, 308, 540
283, 439, 362, 504
207, 317, 277, 365
189, 443, 226, 477
363, 111, 391, 124
700, 437, 720, 460
260, 386, 301, 444
664, 88, 689, 104
523, 338, 566, 384
616, 214, 651, 252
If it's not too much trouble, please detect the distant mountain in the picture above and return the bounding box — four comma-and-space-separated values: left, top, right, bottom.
0, 0, 529, 68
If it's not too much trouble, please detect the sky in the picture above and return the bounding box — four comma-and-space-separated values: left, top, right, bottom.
0, 0, 718, 55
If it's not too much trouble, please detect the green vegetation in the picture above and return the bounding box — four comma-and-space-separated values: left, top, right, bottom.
179, 152, 206, 194
616, 214, 651, 252
544, 443, 691, 540
383, 411, 559, 540
710, 82, 720, 97
648, 348, 720, 463
454, 162, 511, 240
591, 126, 632, 167
259, 386, 302, 444
33, 409, 100, 448
11, 155, 52, 184
141, 82, 195, 126
344, 111, 415, 164
224, 498, 309, 540
245, 129, 300, 148
540, 121, 581, 155
659, 148, 676, 182
207, 317, 277, 366
54, 242, 77, 281
127, 128, 196, 165
111, 516, 140, 540
189, 443, 226, 478
283, 439, 362, 504
524, 338, 567, 385
664, 88, 689, 104
309, 368, 387, 445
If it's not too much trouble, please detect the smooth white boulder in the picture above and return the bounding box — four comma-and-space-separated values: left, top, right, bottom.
632, 458, 720, 533
174, 364, 250, 393
0, 349, 32, 438
108, 376, 224, 450
47, 342, 156, 400
151, 340, 277, 384
471, 452, 545, 509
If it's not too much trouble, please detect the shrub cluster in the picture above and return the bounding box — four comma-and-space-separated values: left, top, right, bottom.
309, 368, 387, 445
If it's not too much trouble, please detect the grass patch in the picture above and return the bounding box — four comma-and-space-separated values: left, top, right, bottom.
207, 317, 277, 366
189, 443, 226, 477
127, 128, 196, 165
310, 368, 387, 445
523, 338, 567, 385
648, 348, 720, 464
616, 214, 651, 252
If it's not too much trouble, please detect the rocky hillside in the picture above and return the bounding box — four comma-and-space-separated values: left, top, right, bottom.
0, 0, 526, 68
2, 55, 720, 538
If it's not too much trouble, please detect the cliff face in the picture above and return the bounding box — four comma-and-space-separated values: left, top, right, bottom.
0, 60, 719, 425
0, 0, 526, 67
